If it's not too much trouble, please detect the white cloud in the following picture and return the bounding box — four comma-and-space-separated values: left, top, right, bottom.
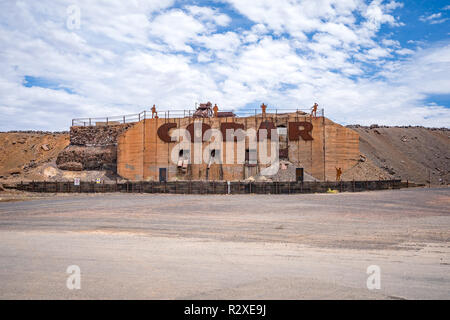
421, 13, 442, 21
319, 22, 359, 43
419, 12, 448, 24
197, 32, 241, 52
149, 9, 205, 52
382, 39, 400, 47
395, 48, 414, 55
362, 0, 404, 30
366, 47, 391, 59
0, 0, 448, 131
186, 5, 231, 27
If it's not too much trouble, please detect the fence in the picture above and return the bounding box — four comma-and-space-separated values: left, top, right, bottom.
11, 180, 406, 194
71, 108, 322, 126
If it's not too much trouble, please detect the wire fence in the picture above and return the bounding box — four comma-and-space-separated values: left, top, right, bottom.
10, 179, 406, 194
72, 108, 323, 126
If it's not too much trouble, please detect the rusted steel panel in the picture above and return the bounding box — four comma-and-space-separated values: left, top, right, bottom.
288, 122, 314, 141
157, 123, 177, 143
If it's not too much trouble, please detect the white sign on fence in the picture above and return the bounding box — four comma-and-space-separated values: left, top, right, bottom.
74, 178, 80, 186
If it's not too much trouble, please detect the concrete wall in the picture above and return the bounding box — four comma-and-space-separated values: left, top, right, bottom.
117, 113, 360, 181
324, 118, 360, 180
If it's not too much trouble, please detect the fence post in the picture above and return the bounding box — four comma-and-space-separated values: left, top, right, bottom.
428, 170, 431, 188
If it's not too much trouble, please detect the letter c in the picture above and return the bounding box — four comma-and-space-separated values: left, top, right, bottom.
157, 123, 178, 142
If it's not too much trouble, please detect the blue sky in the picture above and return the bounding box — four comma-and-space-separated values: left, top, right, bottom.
0, 0, 449, 130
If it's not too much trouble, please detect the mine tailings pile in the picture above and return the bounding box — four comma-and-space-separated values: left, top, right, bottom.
56, 124, 134, 172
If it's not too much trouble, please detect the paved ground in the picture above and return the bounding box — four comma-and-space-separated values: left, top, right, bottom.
0, 188, 449, 299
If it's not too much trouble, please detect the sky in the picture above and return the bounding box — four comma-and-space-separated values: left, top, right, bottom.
0, 0, 449, 131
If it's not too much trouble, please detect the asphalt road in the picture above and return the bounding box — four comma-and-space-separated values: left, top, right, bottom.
0, 188, 449, 299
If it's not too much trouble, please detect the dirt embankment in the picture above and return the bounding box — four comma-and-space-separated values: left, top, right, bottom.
0, 132, 69, 180
0, 127, 449, 185
0, 131, 122, 184
348, 126, 449, 185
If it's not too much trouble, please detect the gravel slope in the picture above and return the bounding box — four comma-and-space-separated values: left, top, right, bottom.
349, 126, 449, 185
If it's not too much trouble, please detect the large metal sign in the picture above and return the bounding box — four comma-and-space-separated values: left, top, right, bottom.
157, 121, 314, 143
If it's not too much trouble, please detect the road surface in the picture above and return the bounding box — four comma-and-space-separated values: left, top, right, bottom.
0, 188, 449, 299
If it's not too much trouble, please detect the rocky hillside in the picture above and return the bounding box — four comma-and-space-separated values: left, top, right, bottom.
0, 132, 69, 180
348, 126, 449, 185
0, 131, 121, 183
0, 126, 449, 185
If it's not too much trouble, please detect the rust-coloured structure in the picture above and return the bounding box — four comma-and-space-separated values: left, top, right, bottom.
115, 108, 360, 181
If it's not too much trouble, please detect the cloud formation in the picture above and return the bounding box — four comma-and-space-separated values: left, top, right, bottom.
0, 0, 449, 130
419, 12, 448, 24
